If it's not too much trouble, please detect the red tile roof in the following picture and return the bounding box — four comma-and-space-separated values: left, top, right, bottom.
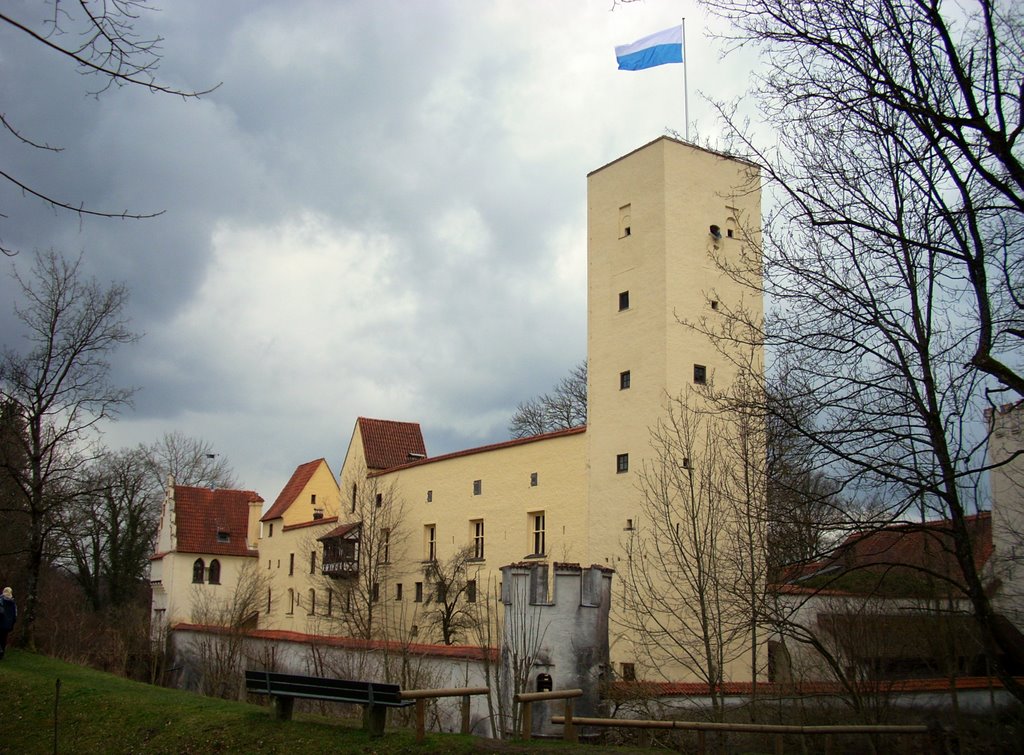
369, 425, 586, 476
358, 417, 427, 470
318, 522, 360, 540
608, 676, 1023, 698
172, 623, 497, 662
777, 512, 993, 598
262, 459, 327, 522
173, 485, 262, 557
282, 516, 338, 532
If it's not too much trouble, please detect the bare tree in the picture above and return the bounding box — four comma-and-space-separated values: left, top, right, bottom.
1, 2, 217, 254
140, 431, 236, 492
60, 448, 154, 610
618, 393, 764, 719
0, 251, 137, 648
508, 360, 587, 438
422, 544, 482, 645
694, 0, 1024, 702
190, 560, 268, 699
317, 466, 408, 642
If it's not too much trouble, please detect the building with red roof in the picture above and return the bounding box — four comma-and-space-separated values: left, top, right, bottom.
150, 481, 263, 634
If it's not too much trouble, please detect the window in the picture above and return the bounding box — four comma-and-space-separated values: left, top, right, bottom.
192, 558, 205, 584
618, 290, 630, 311
395, 583, 403, 601
425, 525, 436, 561
415, 582, 424, 602
682, 457, 690, 469
208, 559, 221, 585
426, 489, 433, 503
216, 530, 230, 543
266, 589, 272, 614
372, 583, 380, 603
287, 589, 295, 615
308, 588, 316, 615
473, 479, 482, 495
617, 453, 629, 473
267, 559, 271, 570
619, 203, 631, 238
530, 471, 538, 486
693, 364, 707, 384
621, 662, 636, 681
310, 493, 316, 506
473, 519, 485, 560
268, 523, 273, 537
531, 512, 546, 556
710, 224, 722, 239
625, 518, 634, 531
710, 300, 719, 311
310, 550, 316, 574
467, 579, 477, 603
620, 370, 631, 390
375, 492, 383, 508
351, 483, 357, 513
381, 528, 390, 563
289, 553, 295, 576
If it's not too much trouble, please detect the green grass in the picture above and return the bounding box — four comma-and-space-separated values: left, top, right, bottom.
0, 649, 648, 754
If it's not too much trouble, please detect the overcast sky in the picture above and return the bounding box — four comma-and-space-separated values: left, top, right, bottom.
0, 0, 757, 503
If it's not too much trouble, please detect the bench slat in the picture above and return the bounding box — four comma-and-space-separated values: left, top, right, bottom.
244, 670, 409, 707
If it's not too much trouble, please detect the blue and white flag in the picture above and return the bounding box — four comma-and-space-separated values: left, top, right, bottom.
615, 25, 684, 71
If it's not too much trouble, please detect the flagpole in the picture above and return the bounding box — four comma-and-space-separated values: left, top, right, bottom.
682, 17, 690, 141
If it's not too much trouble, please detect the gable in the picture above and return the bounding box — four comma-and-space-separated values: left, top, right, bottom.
357, 417, 427, 470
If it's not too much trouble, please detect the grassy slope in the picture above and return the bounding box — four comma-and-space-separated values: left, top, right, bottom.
0, 650, 644, 754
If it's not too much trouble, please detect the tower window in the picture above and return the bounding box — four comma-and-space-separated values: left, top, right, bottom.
620, 370, 631, 390
618, 291, 630, 311
473, 479, 482, 495
693, 364, 707, 385
426, 489, 433, 503
530, 472, 538, 487
473, 519, 485, 559
425, 525, 436, 561
617, 453, 629, 473
531, 512, 546, 556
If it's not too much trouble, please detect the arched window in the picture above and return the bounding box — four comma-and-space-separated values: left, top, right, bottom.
308, 588, 316, 615
192, 558, 205, 583
208, 559, 221, 585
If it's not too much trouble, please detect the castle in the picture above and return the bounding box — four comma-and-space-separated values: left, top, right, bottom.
150, 136, 764, 684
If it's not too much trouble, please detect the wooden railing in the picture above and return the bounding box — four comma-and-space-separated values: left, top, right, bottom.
514, 688, 583, 741
550, 714, 936, 753
400, 686, 489, 742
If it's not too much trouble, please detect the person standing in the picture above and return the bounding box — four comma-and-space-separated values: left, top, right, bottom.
0, 587, 16, 659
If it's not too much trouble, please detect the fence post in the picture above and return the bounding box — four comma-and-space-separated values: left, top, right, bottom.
414, 699, 426, 743
563, 698, 576, 742
461, 695, 471, 735
520, 701, 532, 739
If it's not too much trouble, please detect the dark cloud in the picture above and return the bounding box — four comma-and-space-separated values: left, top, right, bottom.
1, 0, 751, 499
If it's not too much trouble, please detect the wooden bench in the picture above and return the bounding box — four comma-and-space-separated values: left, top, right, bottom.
244, 670, 413, 736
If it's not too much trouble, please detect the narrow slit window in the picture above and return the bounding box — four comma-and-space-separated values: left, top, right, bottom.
618, 291, 630, 311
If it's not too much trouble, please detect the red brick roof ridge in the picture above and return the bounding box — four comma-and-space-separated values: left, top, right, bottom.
173, 623, 497, 662
261, 459, 328, 522
369, 424, 586, 476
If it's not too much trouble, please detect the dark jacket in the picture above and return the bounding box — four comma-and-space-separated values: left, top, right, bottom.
0, 596, 16, 631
